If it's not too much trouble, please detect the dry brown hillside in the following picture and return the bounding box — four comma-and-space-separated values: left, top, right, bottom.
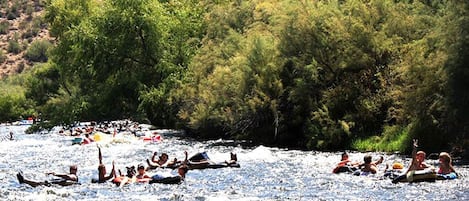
0, 0, 52, 79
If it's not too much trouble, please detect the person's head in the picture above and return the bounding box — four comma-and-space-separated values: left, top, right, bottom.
70, 165, 78, 174
85, 133, 90, 138
160, 153, 169, 162
439, 152, 452, 166
341, 152, 349, 161
416, 151, 426, 163
363, 155, 372, 164
137, 164, 145, 175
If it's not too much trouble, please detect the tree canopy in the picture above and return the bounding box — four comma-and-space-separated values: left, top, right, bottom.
1, 0, 467, 153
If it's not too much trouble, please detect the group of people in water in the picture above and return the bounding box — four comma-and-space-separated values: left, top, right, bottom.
60, 120, 144, 138
332, 139, 458, 182
17, 144, 239, 187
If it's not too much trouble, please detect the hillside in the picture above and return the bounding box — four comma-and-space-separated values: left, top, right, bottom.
0, 0, 51, 79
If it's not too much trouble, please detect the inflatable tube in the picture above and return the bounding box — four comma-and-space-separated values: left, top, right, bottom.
437, 172, 457, 180
189, 152, 210, 162
352, 170, 373, 176
187, 162, 240, 170
72, 137, 83, 145
392, 169, 437, 183
47, 178, 80, 186
93, 133, 102, 142
142, 135, 162, 142
149, 174, 182, 184
333, 165, 358, 174
208, 163, 241, 169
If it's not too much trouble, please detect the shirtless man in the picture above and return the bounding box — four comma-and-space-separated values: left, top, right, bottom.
17, 165, 78, 187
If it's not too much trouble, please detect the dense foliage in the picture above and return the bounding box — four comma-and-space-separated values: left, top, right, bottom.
1, 0, 467, 153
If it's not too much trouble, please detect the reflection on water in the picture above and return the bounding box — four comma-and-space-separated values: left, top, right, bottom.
1, 125, 468, 200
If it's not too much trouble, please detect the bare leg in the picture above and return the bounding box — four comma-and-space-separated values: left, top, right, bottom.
17, 172, 48, 187
98, 146, 103, 164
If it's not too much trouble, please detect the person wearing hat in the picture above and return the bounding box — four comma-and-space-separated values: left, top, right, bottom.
17, 165, 78, 187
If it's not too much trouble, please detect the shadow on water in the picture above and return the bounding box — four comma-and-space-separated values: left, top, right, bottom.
0, 125, 468, 201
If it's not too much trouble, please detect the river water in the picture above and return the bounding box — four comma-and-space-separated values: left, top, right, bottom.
0, 125, 468, 201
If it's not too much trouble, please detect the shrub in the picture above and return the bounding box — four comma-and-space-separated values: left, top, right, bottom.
6, 11, 17, 20
16, 62, 25, 73
25, 39, 52, 62
8, 39, 22, 54
0, 21, 9, 34
0, 50, 6, 63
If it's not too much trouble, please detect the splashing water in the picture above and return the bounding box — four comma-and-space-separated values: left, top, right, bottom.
0, 125, 468, 200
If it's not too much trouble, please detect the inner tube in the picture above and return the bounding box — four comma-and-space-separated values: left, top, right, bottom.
437, 172, 458, 180
207, 163, 241, 169
189, 152, 210, 162
352, 170, 373, 176
333, 165, 358, 174
47, 178, 80, 186
149, 174, 182, 184
72, 138, 83, 145
93, 133, 102, 142
392, 169, 437, 183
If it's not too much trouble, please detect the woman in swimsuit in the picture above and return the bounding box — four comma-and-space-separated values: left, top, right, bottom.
437, 152, 458, 180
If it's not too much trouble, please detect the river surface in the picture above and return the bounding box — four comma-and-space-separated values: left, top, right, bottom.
0, 125, 468, 201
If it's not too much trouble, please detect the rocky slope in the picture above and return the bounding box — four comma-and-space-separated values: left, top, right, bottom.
0, 0, 51, 79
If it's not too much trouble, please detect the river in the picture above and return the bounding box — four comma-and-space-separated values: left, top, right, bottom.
0, 125, 468, 200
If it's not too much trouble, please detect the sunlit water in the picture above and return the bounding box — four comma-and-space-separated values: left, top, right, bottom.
1, 125, 468, 201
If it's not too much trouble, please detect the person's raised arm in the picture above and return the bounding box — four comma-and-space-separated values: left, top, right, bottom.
406, 139, 419, 173
151, 152, 158, 163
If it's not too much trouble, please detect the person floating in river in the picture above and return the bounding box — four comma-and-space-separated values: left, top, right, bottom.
437, 152, 458, 180
113, 163, 188, 186
146, 152, 171, 169
332, 152, 360, 173
16, 165, 78, 187
9, 131, 14, 140
392, 139, 435, 183
92, 145, 115, 183
185, 151, 240, 169
136, 163, 151, 180
149, 153, 190, 184
82, 133, 94, 145
406, 139, 431, 173
354, 155, 383, 175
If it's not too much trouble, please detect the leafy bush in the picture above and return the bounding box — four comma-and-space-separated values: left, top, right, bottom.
25, 40, 52, 62
0, 21, 9, 34
8, 39, 21, 54
0, 84, 35, 122
0, 50, 6, 63
6, 11, 17, 20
